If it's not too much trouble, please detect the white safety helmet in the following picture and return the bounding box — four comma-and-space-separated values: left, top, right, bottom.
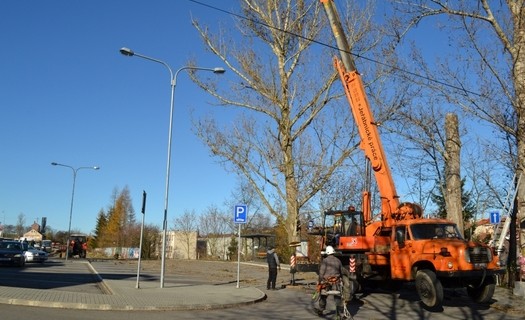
325, 245, 335, 255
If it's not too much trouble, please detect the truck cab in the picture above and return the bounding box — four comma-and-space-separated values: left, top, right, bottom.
391, 219, 501, 306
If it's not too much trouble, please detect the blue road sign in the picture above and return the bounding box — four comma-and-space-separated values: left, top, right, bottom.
490, 211, 500, 224
234, 205, 247, 224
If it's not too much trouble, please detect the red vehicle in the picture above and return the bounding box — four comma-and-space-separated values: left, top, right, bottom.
68, 234, 88, 258
310, 0, 504, 309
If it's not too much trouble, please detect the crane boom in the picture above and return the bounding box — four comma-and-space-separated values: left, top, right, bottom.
320, 0, 356, 72
310, 2, 502, 310
321, 0, 421, 225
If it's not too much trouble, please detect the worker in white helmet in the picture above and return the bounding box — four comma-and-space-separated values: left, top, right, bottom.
317, 245, 345, 318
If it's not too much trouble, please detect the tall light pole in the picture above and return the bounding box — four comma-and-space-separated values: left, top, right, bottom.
119, 47, 225, 288
51, 162, 99, 261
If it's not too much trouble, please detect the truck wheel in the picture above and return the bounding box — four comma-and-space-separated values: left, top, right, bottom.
467, 277, 495, 304
415, 269, 443, 309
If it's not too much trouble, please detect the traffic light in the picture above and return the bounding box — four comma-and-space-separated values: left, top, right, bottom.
296, 219, 301, 232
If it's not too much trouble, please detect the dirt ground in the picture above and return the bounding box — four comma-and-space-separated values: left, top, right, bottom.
122, 259, 318, 288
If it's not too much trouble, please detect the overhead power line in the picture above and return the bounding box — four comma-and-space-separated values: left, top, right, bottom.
188, 0, 505, 104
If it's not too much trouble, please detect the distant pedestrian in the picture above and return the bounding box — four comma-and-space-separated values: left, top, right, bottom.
266, 246, 280, 290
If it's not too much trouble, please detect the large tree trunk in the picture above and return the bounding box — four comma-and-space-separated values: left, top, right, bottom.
445, 113, 463, 235
507, 198, 518, 287
514, 0, 525, 230
516, 63, 525, 225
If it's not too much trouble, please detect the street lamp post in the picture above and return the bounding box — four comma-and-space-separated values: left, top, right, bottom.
120, 47, 225, 288
51, 162, 99, 261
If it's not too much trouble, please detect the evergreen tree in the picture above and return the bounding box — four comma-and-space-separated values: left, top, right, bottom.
91, 209, 107, 249
227, 236, 237, 261
430, 178, 476, 228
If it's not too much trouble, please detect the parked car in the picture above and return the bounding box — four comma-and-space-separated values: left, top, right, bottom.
24, 246, 48, 263
41, 240, 53, 253
0, 241, 25, 267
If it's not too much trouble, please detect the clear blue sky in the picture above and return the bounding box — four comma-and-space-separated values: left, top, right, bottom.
1, 1, 504, 235
0, 0, 238, 234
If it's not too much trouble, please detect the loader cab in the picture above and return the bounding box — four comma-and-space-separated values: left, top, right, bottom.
322, 207, 365, 248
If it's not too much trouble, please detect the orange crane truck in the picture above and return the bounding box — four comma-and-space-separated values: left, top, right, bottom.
313, 0, 504, 309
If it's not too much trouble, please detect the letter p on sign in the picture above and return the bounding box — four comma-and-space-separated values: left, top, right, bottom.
234, 205, 247, 224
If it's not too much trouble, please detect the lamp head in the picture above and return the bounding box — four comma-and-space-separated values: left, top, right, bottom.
120, 47, 134, 57
51, 162, 58, 166
93, 166, 100, 170
213, 67, 226, 74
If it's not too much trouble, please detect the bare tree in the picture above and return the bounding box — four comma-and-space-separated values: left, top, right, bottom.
464, 142, 512, 213
190, 0, 399, 243
223, 178, 275, 232
389, 0, 524, 216
462, 147, 506, 226
199, 204, 229, 236
384, 94, 449, 209
199, 205, 230, 257
174, 210, 198, 259
16, 212, 26, 237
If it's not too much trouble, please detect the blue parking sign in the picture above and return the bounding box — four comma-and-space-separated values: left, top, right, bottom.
234, 205, 247, 224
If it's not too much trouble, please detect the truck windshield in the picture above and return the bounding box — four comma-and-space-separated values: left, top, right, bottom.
410, 223, 463, 240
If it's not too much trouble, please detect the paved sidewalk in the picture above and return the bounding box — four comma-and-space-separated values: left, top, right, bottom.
0, 261, 266, 311
491, 285, 525, 315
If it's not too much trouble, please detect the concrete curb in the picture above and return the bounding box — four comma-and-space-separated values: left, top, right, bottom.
0, 284, 268, 311
85, 261, 114, 295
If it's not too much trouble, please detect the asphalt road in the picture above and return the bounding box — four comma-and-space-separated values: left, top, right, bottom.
1, 258, 523, 320
1, 284, 523, 320
0, 259, 103, 294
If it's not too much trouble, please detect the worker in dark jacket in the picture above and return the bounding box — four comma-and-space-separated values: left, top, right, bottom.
266, 246, 280, 290
318, 245, 344, 317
